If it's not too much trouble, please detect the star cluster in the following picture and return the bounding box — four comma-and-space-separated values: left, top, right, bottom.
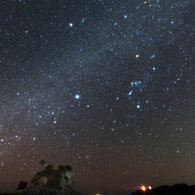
1, 0, 195, 194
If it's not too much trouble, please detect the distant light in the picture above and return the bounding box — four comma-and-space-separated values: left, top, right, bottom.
150, 55, 155, 58
69, 23, 73, 27
124, 15, 127, 18
141, 186, 146, 191
148, 186, 152, 190
75, 94, 80, 99
136, 54, 139, 58
137, 105, 140, 108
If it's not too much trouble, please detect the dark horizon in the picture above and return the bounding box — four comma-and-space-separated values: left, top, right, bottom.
1, 178, 195, 195
1, 182, 195, 195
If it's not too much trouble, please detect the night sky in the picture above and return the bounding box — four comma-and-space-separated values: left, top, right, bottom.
1, 0, 195, 194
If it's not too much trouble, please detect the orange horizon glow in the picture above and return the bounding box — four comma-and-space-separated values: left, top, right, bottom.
141, 185, 152, 191
141, 186, 146, 191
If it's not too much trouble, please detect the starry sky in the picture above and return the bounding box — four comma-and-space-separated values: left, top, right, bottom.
1, 0, 195, 194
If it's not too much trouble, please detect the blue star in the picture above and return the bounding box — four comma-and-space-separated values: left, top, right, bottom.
75, 95, 80, 99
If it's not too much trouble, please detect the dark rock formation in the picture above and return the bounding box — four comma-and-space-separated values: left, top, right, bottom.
21, 164, 78, 195
131, 183, 195, 195
16, 180, 28, 191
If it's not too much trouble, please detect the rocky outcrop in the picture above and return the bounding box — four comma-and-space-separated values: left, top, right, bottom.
22, 165, 77, 195
38, 176, 47, 184
23, 183, 76, 195
61, 171, 74, 188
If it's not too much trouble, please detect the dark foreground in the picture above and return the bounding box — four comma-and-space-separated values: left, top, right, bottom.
1, 183, 195, 195
132, 183, 195, 195
0, 192, 82, 195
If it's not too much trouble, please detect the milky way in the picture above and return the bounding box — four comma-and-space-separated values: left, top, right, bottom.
1, 0, 195, 194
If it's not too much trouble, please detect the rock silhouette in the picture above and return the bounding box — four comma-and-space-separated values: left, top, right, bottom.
16, 180, 28, 191
3, 164, 81, 195
22, 164, 76, 195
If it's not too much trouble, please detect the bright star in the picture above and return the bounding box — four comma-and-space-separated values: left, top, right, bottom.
75, 95, 80, 99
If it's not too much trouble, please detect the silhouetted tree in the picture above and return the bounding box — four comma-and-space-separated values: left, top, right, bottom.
43, 164, 54, 174
64, 165, 72, 171
58, 165, 66, 171
39, 160, 46, 165
58, 165, 72, 171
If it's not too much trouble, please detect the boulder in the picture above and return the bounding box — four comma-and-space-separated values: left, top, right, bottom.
38, 176, 47, 184
22, 167, 77, 195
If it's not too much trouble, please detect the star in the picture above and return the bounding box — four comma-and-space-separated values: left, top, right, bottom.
75, 95, 80, 99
